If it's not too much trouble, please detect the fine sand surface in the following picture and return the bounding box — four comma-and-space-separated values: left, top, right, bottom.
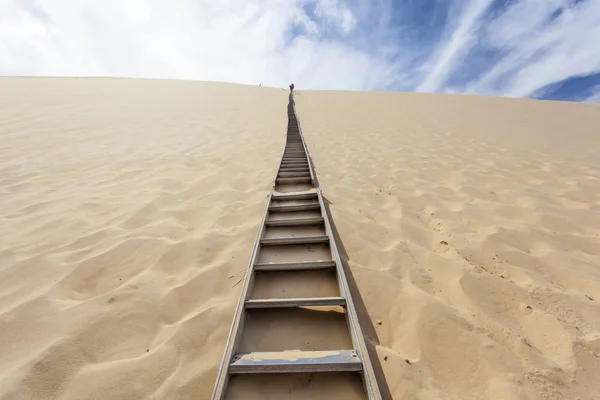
0, 78, 286, 399
1, 78, 600, 400
295, 91, 600, 400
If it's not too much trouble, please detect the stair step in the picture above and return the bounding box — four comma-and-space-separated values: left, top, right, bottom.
229, 350, 361, 374
272, 193, 318, 201
269, 203, 320, 212
245, 296, 346, 309
276, 177, 312, 184
280, 165, 309, 170
278, 171, 310, 177
265, 217, 323, 226
254, 260, 336, 271
260, 235, 329, 246
279, 167, 309, 172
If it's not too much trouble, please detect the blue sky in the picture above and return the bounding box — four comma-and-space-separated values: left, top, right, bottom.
1, 0, 600, 102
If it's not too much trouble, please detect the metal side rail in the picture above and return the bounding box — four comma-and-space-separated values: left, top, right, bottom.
211, 94, 381, 400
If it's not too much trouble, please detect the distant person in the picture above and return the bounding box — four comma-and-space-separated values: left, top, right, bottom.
289, 83, 294, 93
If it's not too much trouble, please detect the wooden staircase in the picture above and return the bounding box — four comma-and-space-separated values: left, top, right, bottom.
211, 95, 381, 399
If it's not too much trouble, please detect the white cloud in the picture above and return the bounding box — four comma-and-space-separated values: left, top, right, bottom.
1, 0, 600, 101
0, 0, 397, 90
314, 0, 357, 35
467, 0, 600, 98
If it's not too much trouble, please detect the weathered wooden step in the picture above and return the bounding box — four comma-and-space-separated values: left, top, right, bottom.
279, 167, 309, 172
269, 203, 320, 212
278, 171, 311, 177
272, 193, 317, 201
265, 217, 323, 226
280, 165, 309, 169
260, 235, 329, 246
276, 176, 312, 184
280, 162, 308, 167
245, 296, 346, 309
229, 350, 361, 373
254, 260, 336, 271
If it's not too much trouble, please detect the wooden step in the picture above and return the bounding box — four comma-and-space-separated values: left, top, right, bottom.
260, 235, 329, 246
272, 193, 317, 201
280, 165, 308, 170
278, 171, 310, 177
229, 350, 362, 374
269, 203, 320, 212
280, 162, 308, 167
254, 260, 336, 271
245, 296, 346, 309
276, 176, 312, 184
279, 167, 309, 172
265, 217, 323, 226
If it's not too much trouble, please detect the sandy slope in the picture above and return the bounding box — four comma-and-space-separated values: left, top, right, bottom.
1, 78, 600, 400
295, 91, 600, 399
0, 78, 286, 399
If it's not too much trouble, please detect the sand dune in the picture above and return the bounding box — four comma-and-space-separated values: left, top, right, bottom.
0, 78, 286, 399
295, 91, 600, 399
1, 78, 600, 399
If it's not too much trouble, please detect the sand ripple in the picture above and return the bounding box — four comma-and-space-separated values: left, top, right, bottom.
297, 91, 600, 400
0, 78, 286, 399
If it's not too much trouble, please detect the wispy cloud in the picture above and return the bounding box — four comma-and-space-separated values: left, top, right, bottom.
1, 0, 600, 102
585, 85, 600, 103
467, 0, 600, 98
417, 0, 494, 93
